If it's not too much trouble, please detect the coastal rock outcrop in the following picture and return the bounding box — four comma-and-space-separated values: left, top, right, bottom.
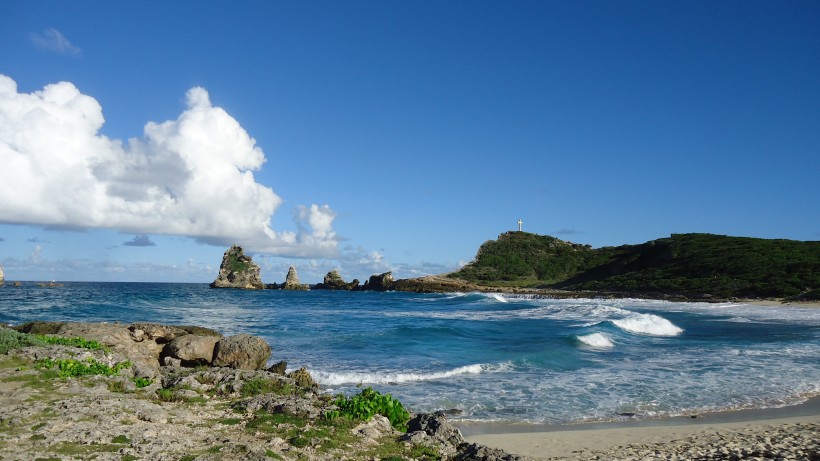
209, 245, 264, 289
12, 321, 271, 375
212, 333, 272, 370
316, 269, 360, 290
280, 266, 309, 290
0, 264, 4, 285
363, 271, 394, 291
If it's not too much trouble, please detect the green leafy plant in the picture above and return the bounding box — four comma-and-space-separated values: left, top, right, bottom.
36, 335, 104, 350
324, 387, 410, 432
35, 357, 131, 378
133, 377, 152, 388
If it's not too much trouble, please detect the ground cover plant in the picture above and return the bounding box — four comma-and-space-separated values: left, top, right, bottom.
325, 386, 411, 431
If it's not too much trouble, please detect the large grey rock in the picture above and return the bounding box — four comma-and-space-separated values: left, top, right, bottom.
402, 413, 465, 458
0, 265, 4, 285
161, 334, 221, 367
209, 245, 264, 289
212, 334, 271, 370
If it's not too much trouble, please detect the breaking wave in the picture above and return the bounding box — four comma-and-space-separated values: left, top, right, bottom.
312, 363, 489, 386
576, 332, 614, 349
612, 313, 683, 336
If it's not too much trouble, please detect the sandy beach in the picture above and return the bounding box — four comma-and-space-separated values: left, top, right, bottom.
460, 397, 820, 459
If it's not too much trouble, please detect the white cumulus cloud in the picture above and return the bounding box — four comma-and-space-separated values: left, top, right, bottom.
0, 75, 338, 258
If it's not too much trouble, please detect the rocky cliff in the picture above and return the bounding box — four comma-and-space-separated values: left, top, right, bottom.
210, 245, 264, 289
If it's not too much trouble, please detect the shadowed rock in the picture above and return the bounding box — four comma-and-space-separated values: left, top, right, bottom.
212, 334, 272, 370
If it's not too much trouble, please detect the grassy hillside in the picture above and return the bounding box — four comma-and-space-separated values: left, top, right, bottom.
449, 232, 820, 299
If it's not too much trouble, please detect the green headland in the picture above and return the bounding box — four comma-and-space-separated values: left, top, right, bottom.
440, 232, 819, 302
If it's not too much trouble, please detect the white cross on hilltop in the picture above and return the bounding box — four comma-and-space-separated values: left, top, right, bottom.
517, 219, 523, 232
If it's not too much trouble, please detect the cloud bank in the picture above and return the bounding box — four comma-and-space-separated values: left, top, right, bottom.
0, 75, 337, 257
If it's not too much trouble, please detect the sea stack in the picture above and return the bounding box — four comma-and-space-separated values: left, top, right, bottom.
0, 265, 4, 286
210, 245, 264, 289
281, 266, 308, 290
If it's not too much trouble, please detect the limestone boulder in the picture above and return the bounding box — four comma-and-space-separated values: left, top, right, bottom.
161, 334, 221, 367
212, 334, 271, 370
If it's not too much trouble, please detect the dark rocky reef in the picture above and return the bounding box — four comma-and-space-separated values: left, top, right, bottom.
209, 245, 264, 289
314, 269, 360, 290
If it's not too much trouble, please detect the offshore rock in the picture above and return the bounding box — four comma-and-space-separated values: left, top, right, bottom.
0, 264, 4, 285
212, 334, 272, 370
281, 266, 309, 290
209, 245, 264, 290
315, 269, 360, 290
363, 271, 394, 291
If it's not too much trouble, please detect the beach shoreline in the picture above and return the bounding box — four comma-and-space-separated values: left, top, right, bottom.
458, 396, 820, 459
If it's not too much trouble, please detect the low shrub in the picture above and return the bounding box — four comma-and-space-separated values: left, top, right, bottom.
35, 357, 131, 378
324, 387, 410, 432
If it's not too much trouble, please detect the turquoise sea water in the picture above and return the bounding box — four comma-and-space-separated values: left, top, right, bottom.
1, 282, 819, 424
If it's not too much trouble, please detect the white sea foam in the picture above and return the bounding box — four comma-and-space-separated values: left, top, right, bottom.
612, 313, 683, 336
577, 332, 614, 349
313, 363, 486, 386
484, 293, 509, 303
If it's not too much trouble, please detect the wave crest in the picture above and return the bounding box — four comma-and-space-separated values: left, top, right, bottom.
577, 333, 614, 349
612, 313, 683, 336
313, 364, 487, 386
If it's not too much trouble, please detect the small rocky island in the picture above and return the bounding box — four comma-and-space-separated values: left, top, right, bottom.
209, 245, 264, 290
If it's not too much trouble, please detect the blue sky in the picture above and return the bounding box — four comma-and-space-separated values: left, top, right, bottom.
1, 1, 818, 283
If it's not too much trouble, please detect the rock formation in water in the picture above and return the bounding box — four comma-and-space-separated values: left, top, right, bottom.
210, 245, 264, 289
280, 266, 309, 290
315, 270, 360, 290
0, 265, 4, 285
363, 271, 394, 291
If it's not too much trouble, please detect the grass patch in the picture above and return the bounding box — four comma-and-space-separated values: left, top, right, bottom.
30, 433, 46, 441
31, 422, 47, 431
111, 435, 131, 444
240, 378, 297, 397
219, 417, 242, 425
36, 335, 104, 350
49, 441, 121, 456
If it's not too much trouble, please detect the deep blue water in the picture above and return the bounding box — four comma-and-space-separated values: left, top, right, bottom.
2, 282, 819, 424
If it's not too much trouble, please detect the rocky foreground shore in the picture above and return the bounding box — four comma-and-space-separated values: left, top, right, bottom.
0, 322, 523, 461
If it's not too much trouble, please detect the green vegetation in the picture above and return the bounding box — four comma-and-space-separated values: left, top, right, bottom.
0, 328, 47, 354
450, 232, 819, 299
111, 435, 130, 444
35, 357, 131, 378
36, 335, 104, 350
0, 328, 104, 354
133, 376, 153, 388
240, 377, 297, 397
324, 387, 411, 432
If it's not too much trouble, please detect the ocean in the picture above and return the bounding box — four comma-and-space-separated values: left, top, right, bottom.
1, 282, 819, 425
